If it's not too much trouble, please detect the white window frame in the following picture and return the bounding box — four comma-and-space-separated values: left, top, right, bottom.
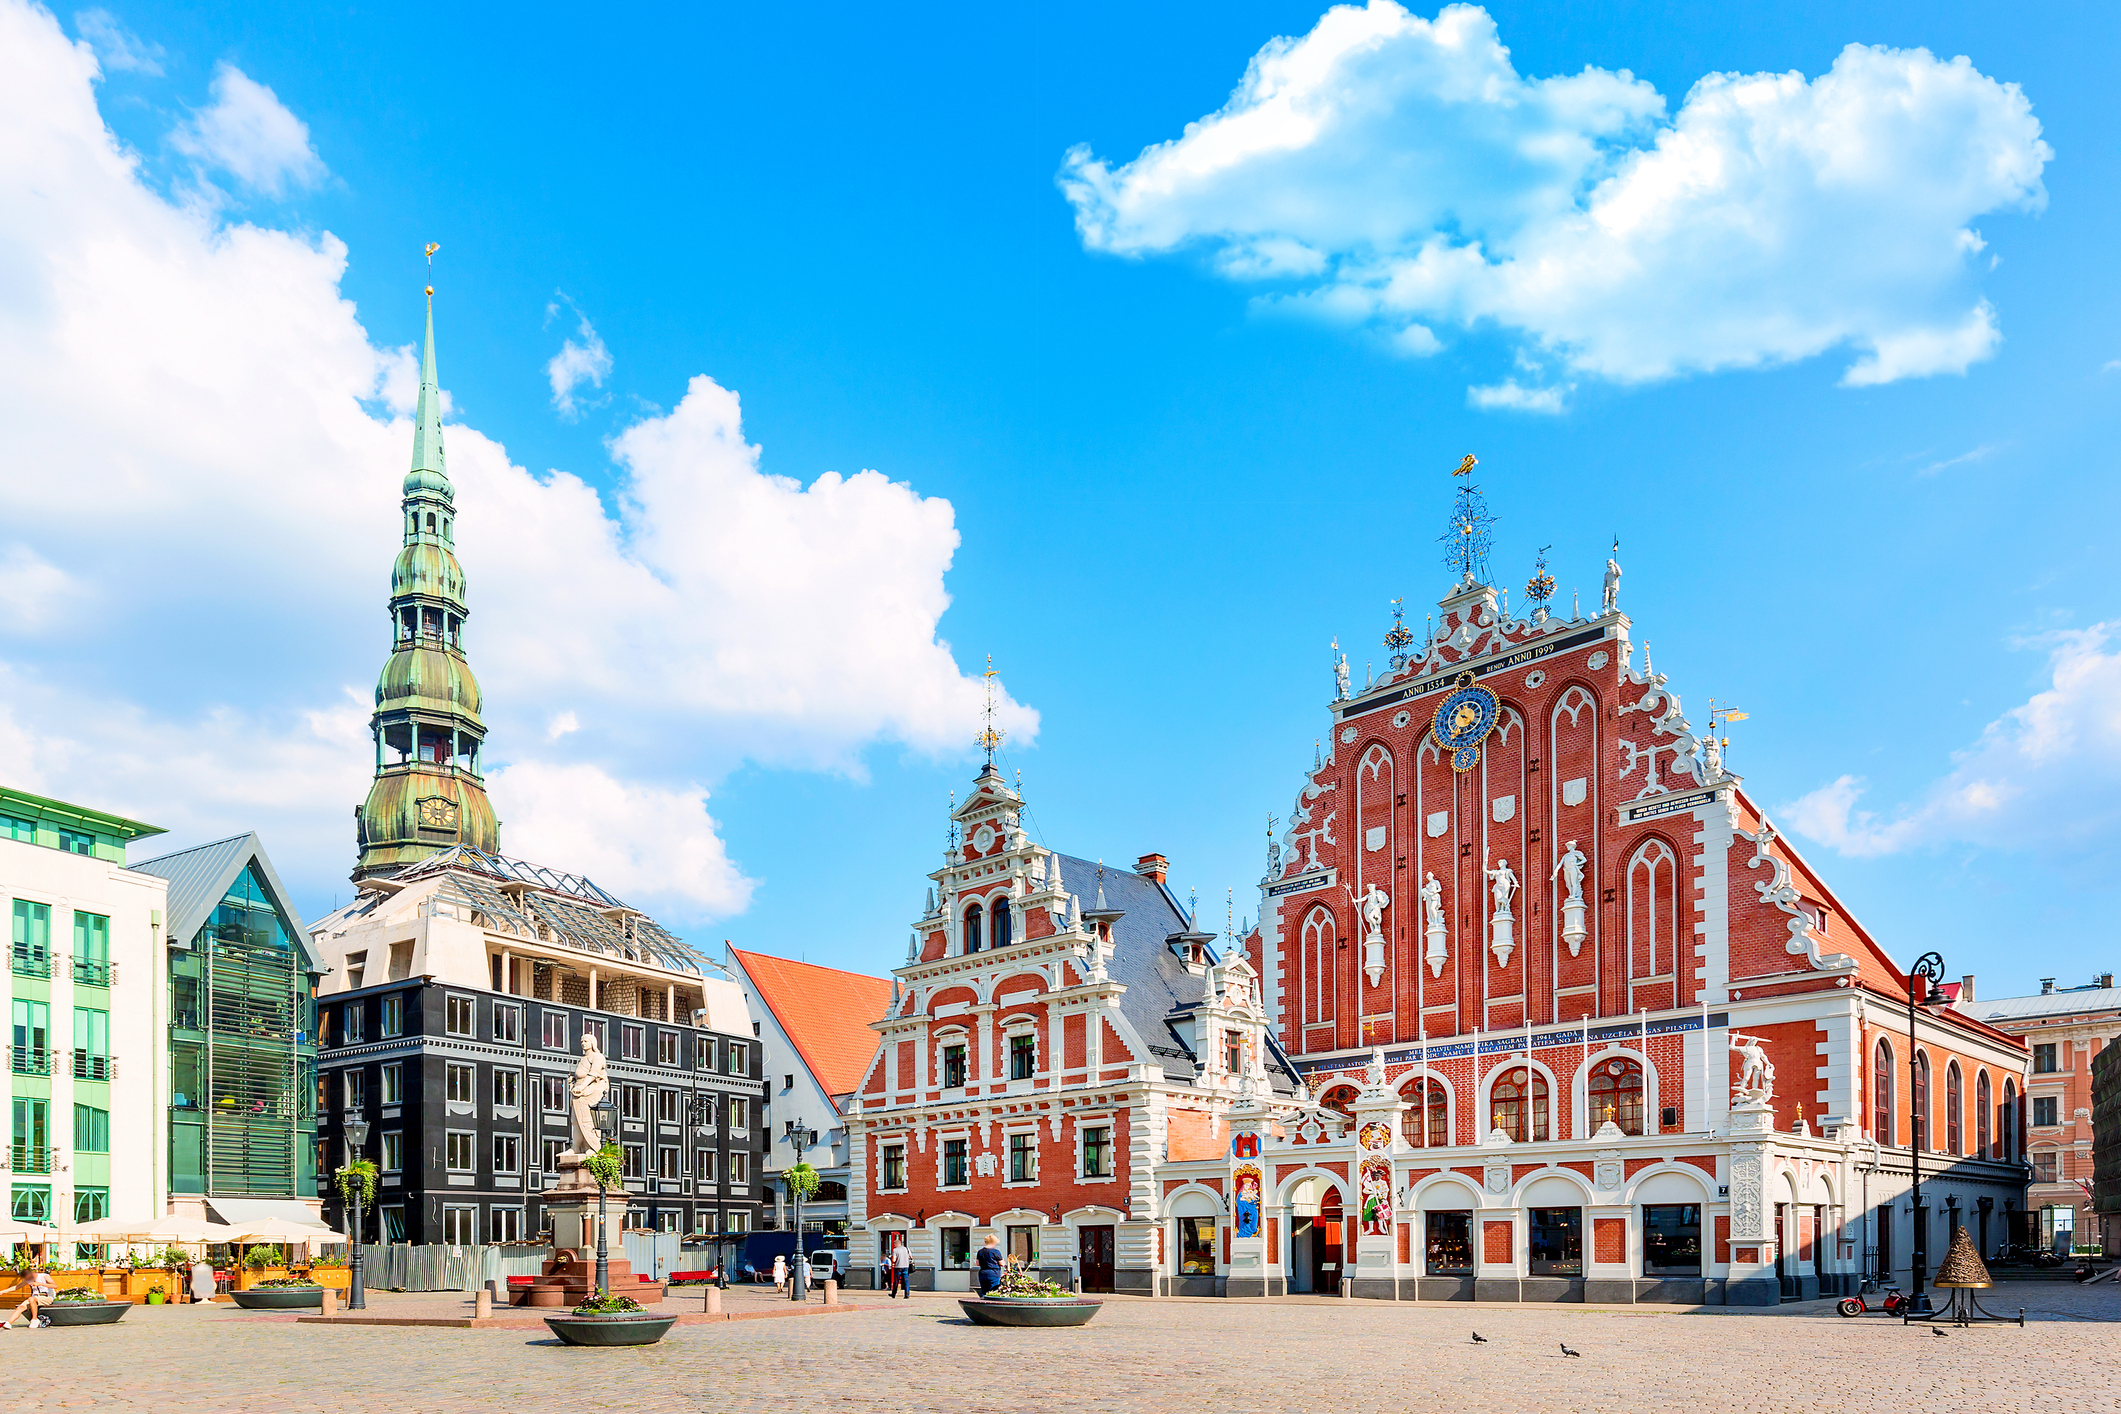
491, 1206, 523, 1242
381, 1130, 404, 1175
1004, 1125, 1040, 1186
493, 1133, 520, 1175
445, 994, 475, 1037
446, 1062, 475, 1104
493, 1068, 519, 1108
493, 1005, 520, 1043
1075, 1113, 1117, 1183
380, 1062, 402, 1106
445, 1130, 475, 1173
936, 1129, 972, 1190
442, 1205, 478, 1245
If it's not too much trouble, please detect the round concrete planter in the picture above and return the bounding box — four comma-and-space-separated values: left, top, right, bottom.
42, 1299, 129, 1326
229, 1286, 324, 1310
543, 1312, 679, 1346
958, 1297, 1102, 1327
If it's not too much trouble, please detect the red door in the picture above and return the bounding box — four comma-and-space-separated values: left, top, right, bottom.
1078, 1226, 1114, 1293
1318, 1193, 1344, 1294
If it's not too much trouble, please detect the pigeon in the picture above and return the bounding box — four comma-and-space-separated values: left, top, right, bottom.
1929, 1328, 1949, 1338
1470, 1332, 1488, 1344
1559, 1343, 1581, 1358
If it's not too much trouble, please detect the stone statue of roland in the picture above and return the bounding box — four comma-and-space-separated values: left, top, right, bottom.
564, 1029, 609, 1162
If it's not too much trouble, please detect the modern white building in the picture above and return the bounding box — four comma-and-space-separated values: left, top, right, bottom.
2, 787, 171, 1248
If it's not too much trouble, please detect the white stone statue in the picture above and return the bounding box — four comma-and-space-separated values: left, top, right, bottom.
1334, 652, 1351, 701
1486, 859, 1519, 913
1549, 841, 1586, 901
1730, 1032, 1775, 1101
1418, 871, 1448, 977
1601, 544, 1622, 615
565, 1029, 609, 1159
1360, 883, 1390, 938
1702, 732, 1724, 779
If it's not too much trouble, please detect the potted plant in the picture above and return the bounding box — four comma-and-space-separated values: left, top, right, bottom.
541, 1144, 676, 1347
303, 1253, 352, 1292
960, 1258, 1101, 1328
229, 1275, 324, 1310
234, 1245, 288, 1290
41, 1285, 129, 1326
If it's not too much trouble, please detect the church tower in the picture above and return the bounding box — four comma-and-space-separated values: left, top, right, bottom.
354, 287, 499, 879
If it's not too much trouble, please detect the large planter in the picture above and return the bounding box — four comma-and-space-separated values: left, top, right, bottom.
43, 1299, 129, 1327
959, 1296, 1103, 1327
301, 1268, 351, 1291
123, 1270, 175, 1301
49, 1272, 101, 1294
234, 1268, 289, 1291
543, 1312, 678, 1347
229, 1286, 324, 1310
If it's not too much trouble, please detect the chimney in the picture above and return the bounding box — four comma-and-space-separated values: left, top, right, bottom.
2101, 973, 2116, 989
2040, 978, 2055, 995
1960, 975, 1975, 1004
1134, 853, 1168, 886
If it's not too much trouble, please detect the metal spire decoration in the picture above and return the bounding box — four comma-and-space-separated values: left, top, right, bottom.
1440, 453, 1495, 585
1525, 545, 1555, 621
975, 655, 1005, 763
1383, 597, 1415, 670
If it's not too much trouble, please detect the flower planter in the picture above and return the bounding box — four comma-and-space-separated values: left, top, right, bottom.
542, 1312, 678, 1347
123, 1270, 175, 1301
958, 1296, 1102, 1327
229, 1286, 324, 1310
301, 1268, 351, 1292
42, 1299, 129, 1327
50, 1272, 101, 1294
234, 1268, 289, 1291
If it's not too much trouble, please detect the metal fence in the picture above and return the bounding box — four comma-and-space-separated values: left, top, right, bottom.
365, 1234, 692, 1291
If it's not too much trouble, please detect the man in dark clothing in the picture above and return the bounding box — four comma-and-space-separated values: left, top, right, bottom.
975, 1234, 1005, 1296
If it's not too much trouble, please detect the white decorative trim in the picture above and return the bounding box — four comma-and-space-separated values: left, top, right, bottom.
1737, 822, 1857, 973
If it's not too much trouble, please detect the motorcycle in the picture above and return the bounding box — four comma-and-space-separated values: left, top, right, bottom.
1837, 1275, 1909, 1317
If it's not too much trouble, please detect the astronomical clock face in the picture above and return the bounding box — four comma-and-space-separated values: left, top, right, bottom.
1430, 674, 1501, 772
417, 796, 460, 831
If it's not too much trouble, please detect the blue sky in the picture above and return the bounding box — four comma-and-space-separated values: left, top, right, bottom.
2, 0, 2117, 1001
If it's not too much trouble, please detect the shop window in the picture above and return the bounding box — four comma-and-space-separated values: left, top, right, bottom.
1643, 1204, 1701, 1274
1177, 1217, 1215, 1275
1426, 1211, 1473, 1275
1588, 1056, 1645, 1135
1008, 1225, 1040, 1266
943, 1137, 968, 1186
942, 1227, 971, 1268
1491, 1067, 1549, 1143
942, 1044, 967, 1088
1528, 1207, 1582, 1276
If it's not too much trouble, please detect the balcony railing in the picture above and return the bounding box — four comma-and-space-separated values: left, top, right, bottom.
10, 947, 50, 980
9, 1046, 52, 1077
69, 957, 116, 987
71, 1051, 115, 1082
9, 1145, 53, 1174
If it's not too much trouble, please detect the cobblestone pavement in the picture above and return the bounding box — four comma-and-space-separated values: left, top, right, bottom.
0, 1283, 2110, 1413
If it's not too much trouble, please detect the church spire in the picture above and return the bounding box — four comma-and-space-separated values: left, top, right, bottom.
354, 274, 499, 880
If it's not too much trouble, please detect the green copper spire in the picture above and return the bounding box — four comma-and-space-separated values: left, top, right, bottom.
356, 281, 498, 880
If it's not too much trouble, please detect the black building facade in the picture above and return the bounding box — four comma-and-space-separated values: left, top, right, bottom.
315, 979, 765, 1245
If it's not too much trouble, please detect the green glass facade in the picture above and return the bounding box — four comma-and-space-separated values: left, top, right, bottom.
168, 863, 318, 1198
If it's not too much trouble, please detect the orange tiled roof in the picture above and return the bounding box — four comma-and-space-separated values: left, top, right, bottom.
731, 948, 894, 1101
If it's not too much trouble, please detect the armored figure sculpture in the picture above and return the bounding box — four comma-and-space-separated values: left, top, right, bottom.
1730, 1032, 1775, 1101
1602, 544, 1622, 616
1486, 859, 1519, 912
1550, 841, 1587, 901
566, 1029, 609, 1160
1360, 882, 1390, 939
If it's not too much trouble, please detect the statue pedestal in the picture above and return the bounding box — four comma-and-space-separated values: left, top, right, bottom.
534, 1174, 665, 1307
1489, 911, 1515, 967
1559, 899, 1587, 955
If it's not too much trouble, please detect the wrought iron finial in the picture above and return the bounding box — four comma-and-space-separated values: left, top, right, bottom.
1440, 454, 1495, 585
975, 655, 1005, 763
1525, 544, 1555, 619
1384, 597, 1415, 670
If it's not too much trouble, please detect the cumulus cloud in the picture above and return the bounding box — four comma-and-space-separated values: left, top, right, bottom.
1060, 2, 2050, 405
171, 61, 325, 197
74, 7, 163, 74
0, 0, 1031, 917
1783, 625, 2121, 862
545, 294, 612, 420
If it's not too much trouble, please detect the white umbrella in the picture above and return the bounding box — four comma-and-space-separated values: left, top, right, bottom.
228, 1218, 348, 1247
0, 1222, 53, 1245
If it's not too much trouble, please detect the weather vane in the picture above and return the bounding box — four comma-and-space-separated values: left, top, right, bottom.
1383, 597, 1415, 670
975, 655, 1005, 763
1525, 544, 1556, 621
423, 241, 439, 297
1439, 453, 1495, 584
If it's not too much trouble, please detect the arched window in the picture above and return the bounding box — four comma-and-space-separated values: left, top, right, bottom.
1912, 1052, 1931, 1151
1945, 1061, 1963, 1155
1975, 1070, 1991, 1159
1626, 840, 1678, 981
1587, 1055, 1646, 1136
1401, 1078, 1448, 1146
1320, 1085, 1356, 1117
991, 900, 1013, 948
962, 903, 983, 955
425, 511, 436, 533
1873, 1040, 1895, 1146
1490, 1066, 1549, 1143
2002, 1078, 2018, 1162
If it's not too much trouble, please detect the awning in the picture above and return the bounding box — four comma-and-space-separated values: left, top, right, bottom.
204, 1198, 325, 1228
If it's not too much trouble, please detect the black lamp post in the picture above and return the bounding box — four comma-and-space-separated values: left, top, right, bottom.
1906, 950, 1948, 1310
591, 1097, 618, 1299
343, 1113, 370, 1311
787, 1123, 818, 1301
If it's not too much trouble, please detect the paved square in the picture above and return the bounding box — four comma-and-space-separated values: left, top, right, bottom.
0, 1286, 2110, 1413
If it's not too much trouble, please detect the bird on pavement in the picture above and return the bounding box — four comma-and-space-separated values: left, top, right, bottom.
1929, 1328, 1950, 1338
1560, 1343, 1581, 1358
1470, 1332, 1488, 1344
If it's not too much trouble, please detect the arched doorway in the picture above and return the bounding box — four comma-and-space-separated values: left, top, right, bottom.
1284, 1178, 1345, 1295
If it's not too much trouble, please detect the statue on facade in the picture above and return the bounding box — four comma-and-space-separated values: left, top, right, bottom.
1360, 883, 1390, 938
1334, 650, 1352, 702
1549, 841, 1586, 901
1729, 1032, 1775, 1102
1601, 542, 1622, 616
1486, 859, 1518, 912
1419, 871, 1448, 977
1359, 882, 1390, 987
565, 1029, 609, 1160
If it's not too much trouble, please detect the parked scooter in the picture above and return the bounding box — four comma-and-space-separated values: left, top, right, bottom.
1837, 1274, 1910, 1317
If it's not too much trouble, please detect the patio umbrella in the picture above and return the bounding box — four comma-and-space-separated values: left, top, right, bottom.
228, 1217, 348, 1247
0, 1222, 53, 1245
66, 1217, 172, 1242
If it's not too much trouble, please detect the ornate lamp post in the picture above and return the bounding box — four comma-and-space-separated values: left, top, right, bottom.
1906, 950, 1949, 1311
590, 1097, 619, 1299
343, 1113, 370, 1311
786, 1123, 818, 1301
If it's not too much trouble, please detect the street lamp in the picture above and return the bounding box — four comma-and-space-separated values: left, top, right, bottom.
787, 1122, 818, 1302
343, 1113, 370, 1311
591, 1097, 619, 1299
1906, 950, 1949, 1311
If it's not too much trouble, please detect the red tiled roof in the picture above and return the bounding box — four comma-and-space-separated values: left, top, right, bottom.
730, 948, 893, 1101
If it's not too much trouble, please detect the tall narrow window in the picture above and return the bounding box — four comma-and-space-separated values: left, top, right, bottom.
1873, 1040, 1895, 1146
1975, 1070, 1992, 1159
1945, 1062, 1963, 1156
1009, 1033, 1036, 1080
963, 903, 983, 955
1301, 907, 1336, 1031
992, 900, 1013, 948
1491, 1067, 1550, 1143
1403, 1079, 1448, 1145
942, 1043, 967, 1089
2002, 1077, 2018, 1161
70, 913, 110, 986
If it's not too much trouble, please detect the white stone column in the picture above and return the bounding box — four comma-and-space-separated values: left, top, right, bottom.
972, 1005, 997, 1090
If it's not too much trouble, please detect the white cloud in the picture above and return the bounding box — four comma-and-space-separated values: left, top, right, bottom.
1467, 378, 1569, 413
545, 294, 612, 420
74, 7, 163, 74
171, 61, 324, 197
1914, 441, 2003, 478
0, 546, 73, 629
1060, 2, 2049, 402
0, 0, 1031, 917
1783, 624, 2121, 861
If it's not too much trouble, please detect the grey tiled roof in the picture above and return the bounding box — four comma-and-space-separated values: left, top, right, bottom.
132, 832, 319, 971
1979, 987, 2121, 1023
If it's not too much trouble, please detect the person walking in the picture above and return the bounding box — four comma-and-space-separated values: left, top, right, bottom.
0, 1268, 55, 1330
891, 1236, 912, 1299
975, 1234, 1004, 1297
771, 1253, 787, 1295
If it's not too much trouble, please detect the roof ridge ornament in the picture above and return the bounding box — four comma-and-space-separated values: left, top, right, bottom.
1441, 452, 1494, 589
975, 655, 1005, 763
